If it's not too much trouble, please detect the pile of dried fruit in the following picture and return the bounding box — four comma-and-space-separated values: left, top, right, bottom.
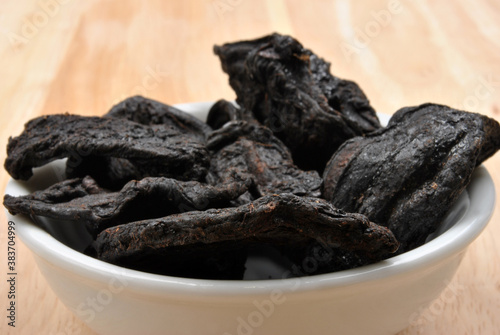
4, 33, 500, 279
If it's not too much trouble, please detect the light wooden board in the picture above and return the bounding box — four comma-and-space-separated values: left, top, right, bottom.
0, 1, 499, 334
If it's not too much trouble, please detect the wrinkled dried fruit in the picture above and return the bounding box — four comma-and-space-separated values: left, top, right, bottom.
214, 33, 380, 171
207, 120, 322, 203
4, 175, 250, 235
68, 96, 212, 189
5, 114, 209, 185
5, 32, 500, 280
105, 95, 212, 139
323, 103, 500, 252
93, 193, 399, 277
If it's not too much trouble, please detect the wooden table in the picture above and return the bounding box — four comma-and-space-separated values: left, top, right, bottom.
1, 1, 499, 334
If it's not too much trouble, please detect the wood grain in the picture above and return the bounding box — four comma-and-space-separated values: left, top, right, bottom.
0, 0, 499, 334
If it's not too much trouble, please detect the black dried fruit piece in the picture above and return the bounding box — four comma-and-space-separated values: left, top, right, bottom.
93, 193, 399, 277
4, 175, 250, 235
308, 54, 379, 134
214, 33, 380, 172
206, 120, 322, 202
323, 103, 500, 252
66, 96, 212, 189
5, 114, 209, 183
206, 99, 254, 130
105, 95, 212, 140
5, 176, 106, 204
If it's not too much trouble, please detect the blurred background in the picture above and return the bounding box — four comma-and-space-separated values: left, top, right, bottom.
0, 1, 499, 334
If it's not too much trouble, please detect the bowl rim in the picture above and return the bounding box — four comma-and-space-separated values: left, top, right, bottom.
4, 101, 496, 298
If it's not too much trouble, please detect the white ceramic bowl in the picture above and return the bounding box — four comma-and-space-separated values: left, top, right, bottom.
4, 102, 496, 335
